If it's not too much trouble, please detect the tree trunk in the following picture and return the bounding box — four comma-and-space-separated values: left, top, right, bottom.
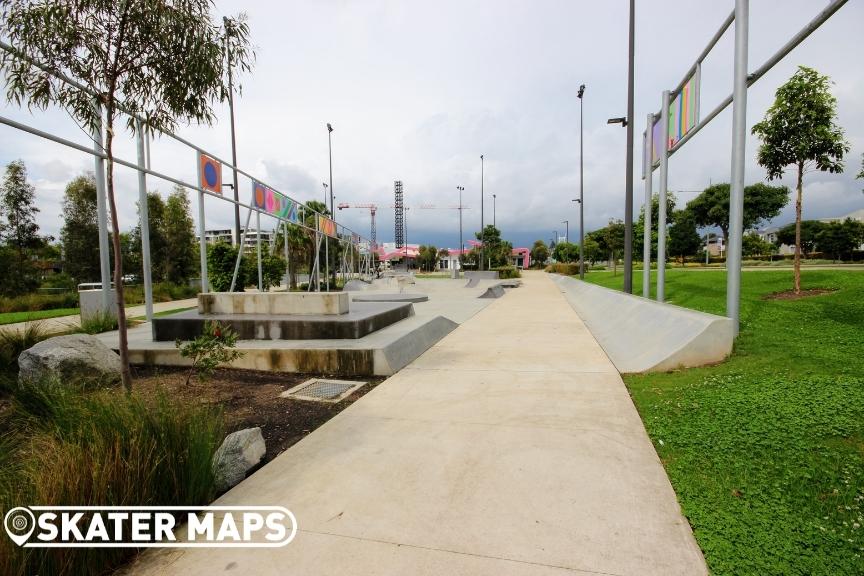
105, 111, 133, 392
794, 163, 803, 294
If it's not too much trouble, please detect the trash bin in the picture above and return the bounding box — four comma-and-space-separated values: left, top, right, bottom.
78, 283, 117, 323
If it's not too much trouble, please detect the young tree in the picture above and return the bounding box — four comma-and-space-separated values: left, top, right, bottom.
603, 220, 626, 275
686, 182, 789, 242
163, 185, 197, 284
0, 1, 254, 390
751, 66, 849, 294
0, 160, 40, 295
667, 210, 703, 265
634, 192, 676, 259
60, 174, 102, 285
530, 240, 549, 267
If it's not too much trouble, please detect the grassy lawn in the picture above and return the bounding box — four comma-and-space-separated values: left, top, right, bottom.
581, 268, 864, 575
0, 307, 79, 325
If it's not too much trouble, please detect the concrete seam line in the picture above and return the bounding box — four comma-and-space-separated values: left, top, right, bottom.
297, 528, 627, 576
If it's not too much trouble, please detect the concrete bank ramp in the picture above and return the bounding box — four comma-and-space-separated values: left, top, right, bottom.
478, 284, 505, 298
553, 274, 733, 373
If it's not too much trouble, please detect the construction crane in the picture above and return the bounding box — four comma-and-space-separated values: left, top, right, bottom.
337, 203, 377, 249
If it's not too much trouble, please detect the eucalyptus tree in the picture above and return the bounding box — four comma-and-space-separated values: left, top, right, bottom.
751, 66, 849, 294
0, 0, 253, 390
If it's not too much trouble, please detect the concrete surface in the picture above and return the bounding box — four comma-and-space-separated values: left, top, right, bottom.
351, 293, 429, 303
96, 278, 499, 376
553, 274, 733, 373
127, 271, 706, 576
199, 291, 349, 315
154, 301, 412, 341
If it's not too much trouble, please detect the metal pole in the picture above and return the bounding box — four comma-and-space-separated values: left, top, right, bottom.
325, 229, 330, 291
284, 222, 290, 289
196, 154, 209, 293
256, 212, 263, 291
579, 85, 585, 279
328, 124, 334, 218
92, 103, 112, 311
643, 113, 654, 298
135, 119, 153, 321
229, 208, 253, 292
563, 221, 569, 244
657, 90, 670, 302
623, 0, 635, 293
225, 19, 241, 247
493, 194, 496, 228
457, 186, 464, 278
727, 0, 749, 335
480, 155, 484, 271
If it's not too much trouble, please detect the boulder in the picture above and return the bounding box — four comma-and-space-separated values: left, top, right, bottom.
212, 427, 266, 493
18, 333, 121, 387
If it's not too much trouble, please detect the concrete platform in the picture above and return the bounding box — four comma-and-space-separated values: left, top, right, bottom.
199, 291, 349, 315
97, 278, 503, 376
126, 271, 706, 576
153, 301, 411, 341
351, 293, 429, 303
553, 274, 733, 373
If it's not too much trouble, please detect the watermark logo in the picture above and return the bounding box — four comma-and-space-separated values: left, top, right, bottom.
3, 506, 297, 548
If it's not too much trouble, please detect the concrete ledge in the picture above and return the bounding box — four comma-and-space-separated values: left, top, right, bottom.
125, 314, 457, 377
154, 302, 412, 341
198, 292, 349, 316
352, 293, 429, 303
552, 275, 733, 373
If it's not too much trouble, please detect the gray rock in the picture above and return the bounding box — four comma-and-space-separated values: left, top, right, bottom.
18, 333, 121, 387
212, 427, 266, 493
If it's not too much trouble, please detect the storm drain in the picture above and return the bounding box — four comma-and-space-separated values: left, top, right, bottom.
280, 379, 367, 403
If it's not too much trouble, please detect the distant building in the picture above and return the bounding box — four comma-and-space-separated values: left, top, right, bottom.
199, 228, 275, 253
757, 208, 864, 254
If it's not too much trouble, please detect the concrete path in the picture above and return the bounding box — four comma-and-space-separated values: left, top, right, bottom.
129, 271, 706, 575
0, 298, 197, 335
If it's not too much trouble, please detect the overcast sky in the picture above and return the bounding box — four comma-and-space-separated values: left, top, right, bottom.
1, 0, 862, 250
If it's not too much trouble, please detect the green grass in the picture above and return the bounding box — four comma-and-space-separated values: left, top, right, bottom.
130, 306, 195, 321
580, 268, 864, 575
0, 307, 80, 325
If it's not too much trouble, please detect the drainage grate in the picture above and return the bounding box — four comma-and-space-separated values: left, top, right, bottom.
280, 379, 367, 403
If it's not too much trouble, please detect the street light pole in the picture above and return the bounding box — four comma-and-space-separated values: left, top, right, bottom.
322, 182, 328, 206
562, 220, 569, 244
577, 83, 586, 279
623, 0, 635, 293
480, 154, 485, 271
457, 186, 464, 275
224, 17, 241, 247
493, 194, 497, 228
327, 123, 334, 220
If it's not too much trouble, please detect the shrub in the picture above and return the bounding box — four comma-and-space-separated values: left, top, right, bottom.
79, 310, 118, 334
0, 321, 47, 377
0, 292, 79, 314
0, 383, 224, 576
176, 321, 244, 385
492, 265, 521, 279
544, 263, 581, 275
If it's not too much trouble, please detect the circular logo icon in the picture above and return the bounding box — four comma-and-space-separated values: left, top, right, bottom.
204, 162, 219, 188
4, 507, 35, 546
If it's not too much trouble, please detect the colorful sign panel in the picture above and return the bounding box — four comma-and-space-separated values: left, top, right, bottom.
252, 181, 298, 223
199, 153, 222, 194
648, 73, 700, 170
668, 74, 699, 149
317, 215, 337, 238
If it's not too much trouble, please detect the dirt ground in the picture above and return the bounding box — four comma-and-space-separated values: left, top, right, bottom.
132, 365, 385, 463
763, 288, 836, 301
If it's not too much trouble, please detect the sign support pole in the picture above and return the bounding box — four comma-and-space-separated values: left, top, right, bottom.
135, 119, 154, 321
643, 113, 653, 298
196, 154, 209, 293
657, 90, 671, 302
727, 0, 749, 335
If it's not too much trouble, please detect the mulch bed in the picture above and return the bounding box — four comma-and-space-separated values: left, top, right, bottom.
763, 288, 837, 301
131, 365, 384, 463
